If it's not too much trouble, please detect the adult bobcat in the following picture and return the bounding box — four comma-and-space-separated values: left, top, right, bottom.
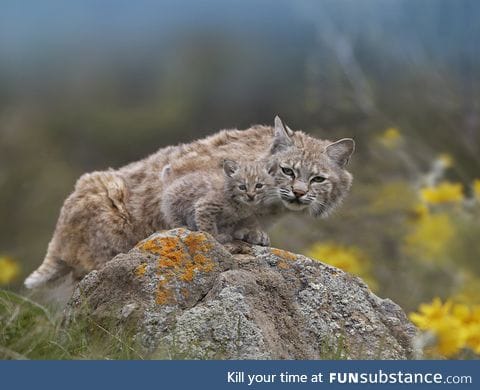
24, 117, 354, 288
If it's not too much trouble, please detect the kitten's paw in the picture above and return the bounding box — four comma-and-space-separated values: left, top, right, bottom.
234, 229, 270, 246
253, 230, 271, 246
223, 241, 254, 255
216, 233, 233, 244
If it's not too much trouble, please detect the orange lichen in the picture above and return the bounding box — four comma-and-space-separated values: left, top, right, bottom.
193, 253, 213, 269
141, 236, 189, 271
180, 254, 215, 282
156, 287, 172, 305
277, 260, 290, 269
157, 245, 187, 268
271, 248, 297, 261
184, 232, 214, 254
134, 263, 147, 277
155, 279, 172, 304
180, 264, 195, 282
138, 232, 216, 305
137, 236, 182, 255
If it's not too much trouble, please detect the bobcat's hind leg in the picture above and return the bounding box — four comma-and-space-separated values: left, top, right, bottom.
69, 171, 135, 271
24, 243, 71, 289
25, 170, 134, 288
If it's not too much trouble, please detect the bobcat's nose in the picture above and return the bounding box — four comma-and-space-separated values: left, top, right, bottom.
247, 193, 255, 201
292, 188, 306, 198
292, 181, 308, 198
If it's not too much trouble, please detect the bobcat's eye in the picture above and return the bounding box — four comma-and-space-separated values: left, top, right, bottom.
311, 176, 326, 183
255, 183, 264, 189
281, 167, 295, 177
238, 184, 247, 191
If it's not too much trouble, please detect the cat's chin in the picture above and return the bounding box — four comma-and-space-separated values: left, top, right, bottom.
282, 200, 309, 211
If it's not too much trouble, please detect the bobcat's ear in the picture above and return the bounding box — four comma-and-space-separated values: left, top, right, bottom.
223, 159, 239, 177
285, 125, 294, 137
326, 138, 355, 168
270, 115, 294, 154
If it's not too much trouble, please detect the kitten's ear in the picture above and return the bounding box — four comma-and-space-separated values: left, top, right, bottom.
161, 164, 172, 181
223, 159, 239, 177
326, 138, 355, 168
270, 115, 294, 154
266, 159, 278, 176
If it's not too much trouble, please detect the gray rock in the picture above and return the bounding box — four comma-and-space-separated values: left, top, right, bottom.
64, 228, 418, 359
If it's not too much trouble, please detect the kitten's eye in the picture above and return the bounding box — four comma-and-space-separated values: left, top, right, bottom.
311, 176, 326, 183
255, 183, 264, 189
238, 185, 247, 191
281, 167, 295, 177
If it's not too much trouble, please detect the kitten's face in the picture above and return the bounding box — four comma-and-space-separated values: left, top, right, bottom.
224, 161, 277, 207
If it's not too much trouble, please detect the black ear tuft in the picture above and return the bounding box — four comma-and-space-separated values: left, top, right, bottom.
325, 138, 355, 168
270, 115, 294, 154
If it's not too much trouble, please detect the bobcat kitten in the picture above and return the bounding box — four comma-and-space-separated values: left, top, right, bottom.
161, 159, 277, 244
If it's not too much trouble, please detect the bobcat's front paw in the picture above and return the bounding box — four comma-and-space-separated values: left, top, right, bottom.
234, 228, 270, 246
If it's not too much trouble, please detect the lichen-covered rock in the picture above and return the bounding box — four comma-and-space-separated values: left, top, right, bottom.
64, 228, 418, 359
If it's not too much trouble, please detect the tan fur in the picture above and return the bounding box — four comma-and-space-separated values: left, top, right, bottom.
24, 170, 135, 288
25, 118, 354, 288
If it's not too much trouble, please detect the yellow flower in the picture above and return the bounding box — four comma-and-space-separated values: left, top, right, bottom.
410, 298, 480, 357
0, 256, 21, 285
409, 298, 466, 357
453, 304, 480, 354
378, 127, 402, 149
473, 179, 480, 200
403, 212, 455, 261
410, 297, 452, 330
432, 316, 469, 356
465, 322, 480, 354
420, 182, 464, 205
452, 303, 471, 321
306, 242, 377, 290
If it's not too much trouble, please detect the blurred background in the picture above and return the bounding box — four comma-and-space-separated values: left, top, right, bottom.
1, 0, 479, 357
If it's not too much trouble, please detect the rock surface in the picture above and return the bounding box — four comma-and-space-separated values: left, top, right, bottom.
65, 228, 417, 359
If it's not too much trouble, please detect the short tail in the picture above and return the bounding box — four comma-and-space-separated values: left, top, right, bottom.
24, 255, 69, 289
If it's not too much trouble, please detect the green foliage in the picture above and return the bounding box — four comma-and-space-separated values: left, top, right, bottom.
0, 290, 143, 360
